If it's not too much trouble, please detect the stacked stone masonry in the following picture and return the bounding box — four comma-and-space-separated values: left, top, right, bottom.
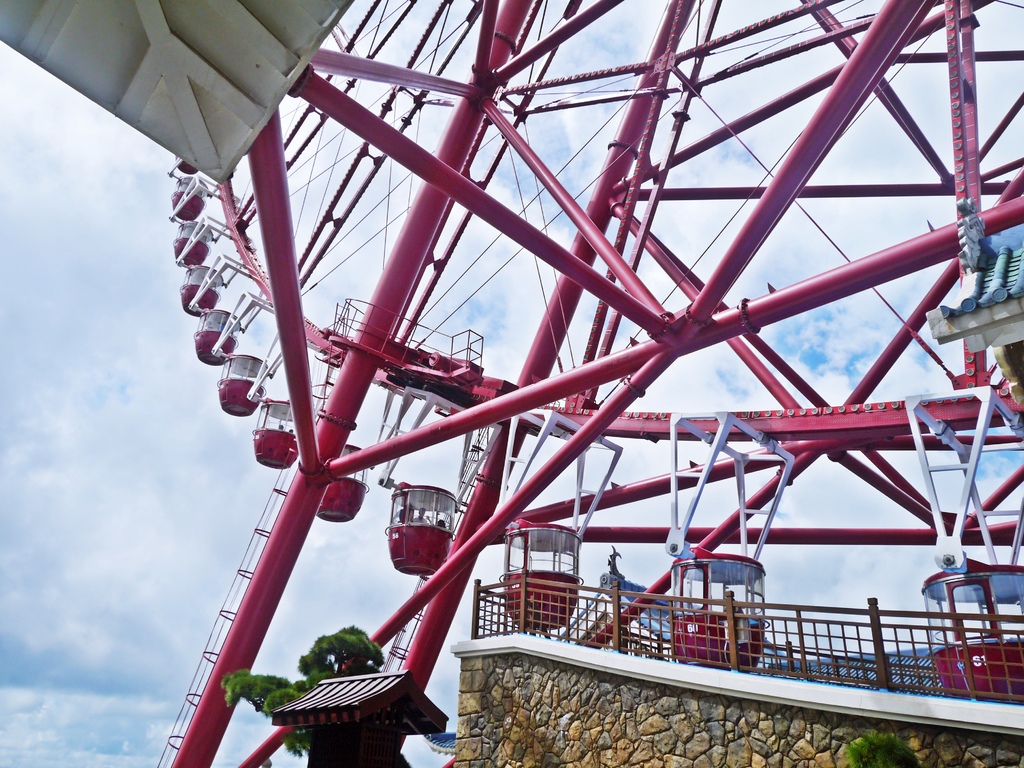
456, 652, 1024, 768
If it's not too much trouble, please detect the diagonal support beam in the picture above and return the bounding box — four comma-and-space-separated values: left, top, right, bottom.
833, 451, 935, 526
248, 112, 320, 473
686, 0, 935, 323
296, 71, 669, 337
482, 99, 666, 312
800, 0, 953, 184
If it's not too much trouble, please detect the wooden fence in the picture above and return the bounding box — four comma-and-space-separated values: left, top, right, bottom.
472, 575, 1024, 704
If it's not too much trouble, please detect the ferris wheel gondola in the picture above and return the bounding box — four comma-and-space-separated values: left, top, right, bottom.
923, 561, 1024, 698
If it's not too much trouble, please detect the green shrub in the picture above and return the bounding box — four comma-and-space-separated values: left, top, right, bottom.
846, 732, 920, 768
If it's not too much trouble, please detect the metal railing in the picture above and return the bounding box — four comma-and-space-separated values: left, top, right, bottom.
332, 299, 483, 368
472, 575, 1024, 704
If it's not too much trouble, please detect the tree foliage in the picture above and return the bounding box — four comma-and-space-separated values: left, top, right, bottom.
847, 732, 921, 768
298, 624, 384, 682
221, 626, 385, 757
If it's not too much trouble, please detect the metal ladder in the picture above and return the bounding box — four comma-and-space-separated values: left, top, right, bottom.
382, 576, 428, 672
157, 468, 295, 768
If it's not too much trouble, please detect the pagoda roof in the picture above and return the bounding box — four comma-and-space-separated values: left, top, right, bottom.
928, 223, 1024, 353
270, 671, 447, 735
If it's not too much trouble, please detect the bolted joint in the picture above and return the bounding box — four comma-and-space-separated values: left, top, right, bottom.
683, 304, 713, 328
317, 409, 357, 431
474, 473, 501, 489
621, 376, 647, 399
738, 298, 760, 335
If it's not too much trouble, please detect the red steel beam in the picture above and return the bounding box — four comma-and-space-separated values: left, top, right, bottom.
861, 449, 932, 509
482, 100, 665, 312
247, 113, 321, 473
474, 0, 501, 79
698, 18, 875, 88
981, 90, 1024, 161
686, 0, 935, 323
897, 50, 1024, 64
846, 261, 960, 405
644, 183, 1007, 200
580, 525, 1016, 546
800, 0, 952, 184
564, 396, 1017, 445
833, 451, 935, 527
673, 0, 854, 67
299, 73, 669, 337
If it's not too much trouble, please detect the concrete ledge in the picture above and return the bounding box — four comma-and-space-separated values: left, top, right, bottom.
453, 634, 1024, 737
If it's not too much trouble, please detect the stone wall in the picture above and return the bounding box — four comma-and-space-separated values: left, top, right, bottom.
455, 651, 1024, 768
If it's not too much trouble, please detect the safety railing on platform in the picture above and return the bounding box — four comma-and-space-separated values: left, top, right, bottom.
472, 576, 1024, 705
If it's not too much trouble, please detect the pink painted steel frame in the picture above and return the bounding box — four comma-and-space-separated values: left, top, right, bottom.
168, 2, 1024, 766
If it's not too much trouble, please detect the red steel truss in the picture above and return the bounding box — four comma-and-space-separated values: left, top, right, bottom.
162, 2, 1024, 766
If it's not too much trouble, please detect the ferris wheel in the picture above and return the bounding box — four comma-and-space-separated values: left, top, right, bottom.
96, 0, 1024, 765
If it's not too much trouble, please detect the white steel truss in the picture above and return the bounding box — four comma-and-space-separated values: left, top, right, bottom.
907, 388, 1024, 569
666, 413, 794, 561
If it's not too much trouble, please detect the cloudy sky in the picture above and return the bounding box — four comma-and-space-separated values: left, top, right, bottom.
1, 2, 1023, 767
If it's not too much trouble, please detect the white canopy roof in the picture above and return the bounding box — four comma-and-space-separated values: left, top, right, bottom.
1, 0, 352, 181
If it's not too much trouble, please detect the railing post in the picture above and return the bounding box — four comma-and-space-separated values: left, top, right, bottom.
471, 579, 481, 640
795, 609, 809, 680
520, 569, 530, 635
724, 589, 740, 671
867, 597, 890, 690
956, 618, 979, 699
612, 581, 621, 654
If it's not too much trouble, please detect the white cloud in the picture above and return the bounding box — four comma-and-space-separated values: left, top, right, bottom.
2, 3, 1024, 767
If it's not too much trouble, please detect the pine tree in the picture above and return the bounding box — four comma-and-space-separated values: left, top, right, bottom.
222, 625, 387, 758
